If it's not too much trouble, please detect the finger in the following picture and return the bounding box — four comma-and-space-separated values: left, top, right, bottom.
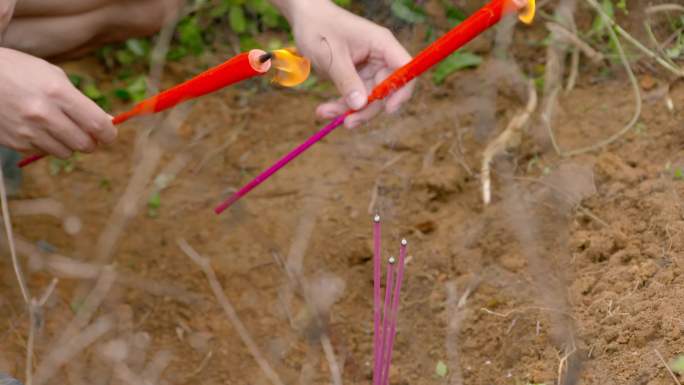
327, 45, 368, 111
345, 101, 383, 129
32, 131, 72, 159
385, 78, 416, 114
376, 31, 414, 111
316, 99, 349, 120
47, 108, 96, 153
344, 67, 388, 128
58, 87, 117, 144
378, 30, 413, 69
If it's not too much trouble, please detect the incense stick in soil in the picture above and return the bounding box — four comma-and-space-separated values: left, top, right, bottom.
373, 215, 382, 385
382, 239, 407, 385
378, 256, 395, 385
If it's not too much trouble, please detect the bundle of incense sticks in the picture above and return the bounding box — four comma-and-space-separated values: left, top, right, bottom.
373, 214, 407, 385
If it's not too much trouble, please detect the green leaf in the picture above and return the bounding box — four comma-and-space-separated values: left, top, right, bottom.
167, 46, 188, 61
432, 51, 482, 84
115, 49, 136, 66
82, 83, 104, 100
147, 191, 161, 217
148, 192, 161, 209
99, 178, 112, 190
239, 35, 260, 51
674, 168, 684, 181
178, 16, 205, 55
229, 6, 247, 33
126, 76, 148, 102
590, 0, 614, 37
210, 1, 231, 18
391, 1, 426, 24
114, 88, 132, 102
435, 361, 448, 377
126, 38, 150, 57
261, 11, 283, 29
68, 74, 83, 88
616, 0, 627, 13
445, 5, 466, 25
334, 0, 351, 7
670, 355, 684, 374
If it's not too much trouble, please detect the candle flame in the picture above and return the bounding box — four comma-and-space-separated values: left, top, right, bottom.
270, 48, 311, 87
518, 0, 535, 24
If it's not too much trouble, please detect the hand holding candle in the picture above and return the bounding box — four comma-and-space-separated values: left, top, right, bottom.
18, 48, 311, 167
214, 0, 535, 214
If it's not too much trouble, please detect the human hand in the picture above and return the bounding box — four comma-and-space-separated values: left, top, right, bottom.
277, 0, 414, 128
0, 48, 116, 158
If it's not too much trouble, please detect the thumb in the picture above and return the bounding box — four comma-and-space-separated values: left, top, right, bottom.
328, 53, 367, 111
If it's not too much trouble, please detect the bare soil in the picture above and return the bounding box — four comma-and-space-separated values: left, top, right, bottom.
1, 16, 684, 385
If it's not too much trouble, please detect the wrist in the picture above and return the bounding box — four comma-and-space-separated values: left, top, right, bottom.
270, 0, 334, 24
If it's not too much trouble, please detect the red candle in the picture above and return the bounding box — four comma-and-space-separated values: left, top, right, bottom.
18, 48, 309, 168
214, 0, 534, 213
113, 49, 272, 124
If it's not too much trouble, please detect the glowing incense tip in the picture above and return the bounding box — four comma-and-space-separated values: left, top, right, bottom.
401, 239, 407, 246
388, 256, 396, 265
374, 214, 381, 223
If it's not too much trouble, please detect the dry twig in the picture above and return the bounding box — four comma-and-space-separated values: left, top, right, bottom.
545, 2, 642, 157
654, 349, 682, 385
178, 239, 285, 385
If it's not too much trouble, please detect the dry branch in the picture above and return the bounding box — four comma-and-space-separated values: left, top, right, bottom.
545, 22, 604, 63
654, 349, 682, 385
0, 165, 29, 304
547, 0, 642, 157
178, 239, 285, 385
33, 316, 114, 385
584, 0, 684, 77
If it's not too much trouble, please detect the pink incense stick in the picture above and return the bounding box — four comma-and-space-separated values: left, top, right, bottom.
373, 215, 382, 385
382, 239, 407, 385
378, 256, 395, 385
214, 112, 349, 214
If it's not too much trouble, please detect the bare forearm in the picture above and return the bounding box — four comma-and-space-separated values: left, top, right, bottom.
268, 0, 329, 22
0, 0, 17, 44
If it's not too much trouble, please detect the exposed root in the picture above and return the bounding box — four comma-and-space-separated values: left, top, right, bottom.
481, 81, 538, 205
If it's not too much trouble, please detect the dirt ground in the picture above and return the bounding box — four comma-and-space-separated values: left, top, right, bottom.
1, 9, 684, 385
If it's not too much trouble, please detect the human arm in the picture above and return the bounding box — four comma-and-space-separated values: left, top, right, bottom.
0, 0, 17, 43
269, 0, 415, 128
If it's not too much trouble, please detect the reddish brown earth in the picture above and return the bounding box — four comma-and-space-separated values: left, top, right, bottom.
1, 13, 683, 385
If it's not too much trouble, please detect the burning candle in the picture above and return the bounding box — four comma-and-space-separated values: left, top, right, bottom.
18, 48, 311, 168
214, 0, 534, 214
